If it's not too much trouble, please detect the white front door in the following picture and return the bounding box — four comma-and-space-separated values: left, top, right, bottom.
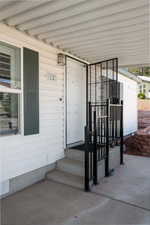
66, 58, 86, 145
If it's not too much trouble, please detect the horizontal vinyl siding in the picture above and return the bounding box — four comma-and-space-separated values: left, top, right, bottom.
118, 73, 138, 135
0, 24, 64, 183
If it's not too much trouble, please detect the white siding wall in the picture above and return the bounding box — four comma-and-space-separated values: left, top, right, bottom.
0, 24, 65, 194
118, 73, 138, 136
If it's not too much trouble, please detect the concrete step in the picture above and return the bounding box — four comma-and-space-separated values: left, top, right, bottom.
46, 145, 121, 190
46, 170, 84, 189
57, 158, 84, 177
65, 149, 84, 162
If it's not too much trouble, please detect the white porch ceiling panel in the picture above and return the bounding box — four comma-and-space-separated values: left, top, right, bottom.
0, 0, 149, 66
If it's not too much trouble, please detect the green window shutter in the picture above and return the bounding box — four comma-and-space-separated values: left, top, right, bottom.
23, 47, 39, 135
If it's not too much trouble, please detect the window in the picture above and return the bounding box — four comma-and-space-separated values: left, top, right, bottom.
0, 93, 19, 135
0, 42, 21, 136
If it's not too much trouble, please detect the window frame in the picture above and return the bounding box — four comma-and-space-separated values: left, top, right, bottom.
0, 42, 22, 137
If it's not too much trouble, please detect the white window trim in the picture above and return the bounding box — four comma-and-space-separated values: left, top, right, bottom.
0, 87, 21, 94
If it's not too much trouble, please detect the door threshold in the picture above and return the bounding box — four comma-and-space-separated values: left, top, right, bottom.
66, 141, 84, 149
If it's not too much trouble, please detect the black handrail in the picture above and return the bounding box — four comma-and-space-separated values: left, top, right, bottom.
120, 100, 124, 165
93, 110, 98, 185
105, 99, 110, 177
84, 126, 90, 191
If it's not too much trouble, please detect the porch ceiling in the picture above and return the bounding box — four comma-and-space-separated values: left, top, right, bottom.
0, 0, 149, 66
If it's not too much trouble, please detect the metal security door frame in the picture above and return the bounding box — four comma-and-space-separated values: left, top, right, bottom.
84, 58, 123, 191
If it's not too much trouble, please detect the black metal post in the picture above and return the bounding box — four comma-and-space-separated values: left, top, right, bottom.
86, 65, 89, 127
93, 110, 98, 185
89, 102, 92, 130
89, 102, 92, 142
120, 100, 124, 165
105, 99, 110, 176
84, 126, 90, 191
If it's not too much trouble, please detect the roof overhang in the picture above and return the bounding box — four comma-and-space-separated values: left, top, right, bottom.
0, 0, 149, 66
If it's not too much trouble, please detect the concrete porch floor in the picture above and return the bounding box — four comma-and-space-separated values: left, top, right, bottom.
1, 155, 150, 225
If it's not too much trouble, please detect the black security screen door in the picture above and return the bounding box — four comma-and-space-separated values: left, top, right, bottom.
84, 58, 124, 191
87, 58, 120, 106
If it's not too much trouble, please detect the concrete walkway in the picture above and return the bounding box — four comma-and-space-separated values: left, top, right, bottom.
93, 155, 150, 210
1, 155, 150, 225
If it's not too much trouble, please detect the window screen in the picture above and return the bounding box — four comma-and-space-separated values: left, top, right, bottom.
0, 92, 19, 135
0, 43, 20, 89
0, 52, 11, 87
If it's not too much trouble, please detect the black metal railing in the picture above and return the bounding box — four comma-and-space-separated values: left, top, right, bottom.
84, 99, 123, 191
84, 58, 123, 191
